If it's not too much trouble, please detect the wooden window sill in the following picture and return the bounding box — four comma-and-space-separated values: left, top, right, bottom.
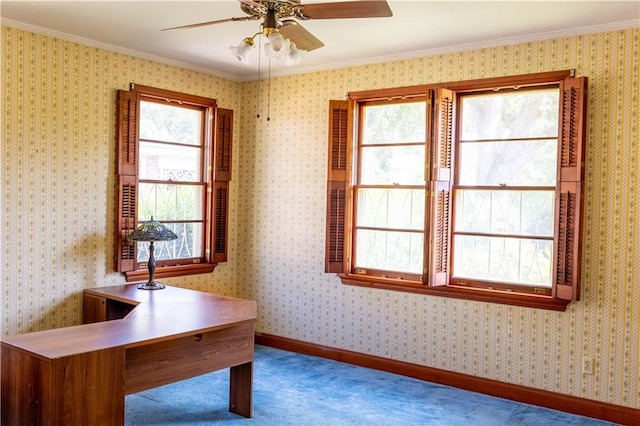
338, 273, 570, 311
125, 263, 217, 283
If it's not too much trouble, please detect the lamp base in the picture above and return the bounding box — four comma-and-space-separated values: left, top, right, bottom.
137, 281, 166, 290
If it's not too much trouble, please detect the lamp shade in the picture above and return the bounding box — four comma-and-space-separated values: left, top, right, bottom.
126, 217, 177, 290
127, 216, 178, 242
285, 41, 304, 66
264, 32, 290, 60
230, 38, 254, 64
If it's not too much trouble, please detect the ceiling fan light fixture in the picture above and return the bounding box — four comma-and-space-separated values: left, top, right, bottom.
264, 32, 290, 60
229, 37, 255, 64
165, 0, 394, 68
284, 41, 304, 66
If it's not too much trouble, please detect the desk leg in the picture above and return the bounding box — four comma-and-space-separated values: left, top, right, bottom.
229, 361, 253, 418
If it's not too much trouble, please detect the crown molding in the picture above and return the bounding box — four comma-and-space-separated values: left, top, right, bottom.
3, 17, 639, 83
250, 19, 640, 81
1, 18, 240, 82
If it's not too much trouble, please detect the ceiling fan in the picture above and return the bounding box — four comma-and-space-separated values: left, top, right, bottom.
163, 0, 393, 65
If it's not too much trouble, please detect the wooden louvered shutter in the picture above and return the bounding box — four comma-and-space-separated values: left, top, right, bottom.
325, 100, 349, 273
555, 76, 587, 301
214, 108, 232, 181
117, 89, 138, 175
116, 175, 138, 272
212, 108, 233, 263
115, 89, 138, 272
429, 88, 454, 286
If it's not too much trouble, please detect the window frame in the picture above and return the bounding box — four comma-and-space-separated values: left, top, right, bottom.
450, 84, 561, 295
116, 83, 233, 282
352, 96, 428, 282
325, 70, 586, 311
137, 97, 208, 266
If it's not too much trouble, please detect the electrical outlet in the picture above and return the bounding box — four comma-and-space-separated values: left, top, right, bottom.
582, 357, 594, 375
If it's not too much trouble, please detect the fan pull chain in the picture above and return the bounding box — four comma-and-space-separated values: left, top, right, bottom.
256, 35, 262, 119
267, 59, 271, 121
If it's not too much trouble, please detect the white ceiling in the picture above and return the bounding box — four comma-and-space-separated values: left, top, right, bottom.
1, 1, 639, 81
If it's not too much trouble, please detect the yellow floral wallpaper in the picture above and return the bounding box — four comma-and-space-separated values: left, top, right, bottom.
1, 26, 242, 333
235, 29, 640, 409
2, 24, 639, 410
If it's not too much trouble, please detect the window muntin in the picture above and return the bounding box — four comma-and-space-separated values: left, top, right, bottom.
353, 99, 426, 277
458, 88, 559, 186
137, 99, 207, 265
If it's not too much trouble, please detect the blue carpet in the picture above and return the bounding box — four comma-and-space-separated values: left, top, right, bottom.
126, 345, 616, 425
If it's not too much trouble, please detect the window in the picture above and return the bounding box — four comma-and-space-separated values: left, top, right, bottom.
453, 87, 559, 292
354, 98, 427, 280
116, 84, 233, 281
326, 71, 587, 310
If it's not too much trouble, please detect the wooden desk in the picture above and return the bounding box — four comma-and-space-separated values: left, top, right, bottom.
1, 284, 257, 425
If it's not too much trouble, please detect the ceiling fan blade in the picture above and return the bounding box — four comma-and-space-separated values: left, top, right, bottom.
300, 0, 392, 19
279, 21, 325, 52
162, 16, 256, 31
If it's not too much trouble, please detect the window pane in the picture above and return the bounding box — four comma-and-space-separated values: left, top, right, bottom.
360, 145, 425, 185
362, 102, 426, 144
455, 189, 554, 237
357, 188, 425, 230
139, 141, 201, 182
140, 100, 201, 146
460, 89, 559, 140
453, 235, 552, 286
458, 139, 557, 186
355, 229, 423, 274
137, 222, 203, 262
138, 183, 204, 221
